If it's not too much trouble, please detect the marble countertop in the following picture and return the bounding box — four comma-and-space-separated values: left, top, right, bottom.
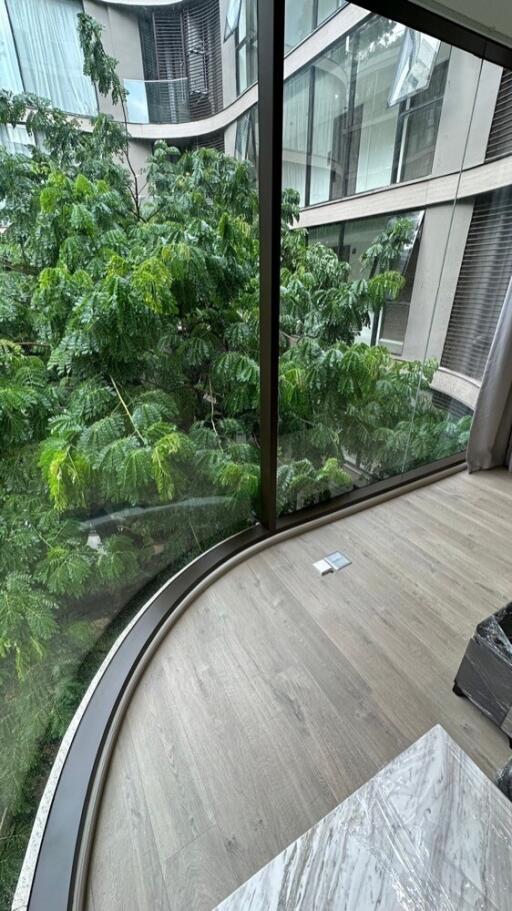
213, 725, 512, 910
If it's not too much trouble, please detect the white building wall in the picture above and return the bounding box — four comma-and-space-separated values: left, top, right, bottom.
83, 0, 145, 121
402, 201, 474, 362
402, 48, 500, 372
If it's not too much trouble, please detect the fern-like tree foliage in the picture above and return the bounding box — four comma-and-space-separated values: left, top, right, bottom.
0, 13, 470, 897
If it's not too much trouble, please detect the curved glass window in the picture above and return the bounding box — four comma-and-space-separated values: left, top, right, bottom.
1, 2, 512, 905
0, 11, 259, 905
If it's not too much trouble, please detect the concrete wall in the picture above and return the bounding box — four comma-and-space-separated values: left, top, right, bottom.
83, 0, 145, 120
128, 138, 154, 194
224, 120, 237, 157
402, 200, 474, 362
464, 60, 503, 169
433, 49, 502, 176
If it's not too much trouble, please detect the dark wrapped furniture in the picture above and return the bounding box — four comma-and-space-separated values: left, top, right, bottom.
454, 603, 512, 747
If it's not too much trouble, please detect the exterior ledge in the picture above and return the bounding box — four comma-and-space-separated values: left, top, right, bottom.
431, 367, 480, 410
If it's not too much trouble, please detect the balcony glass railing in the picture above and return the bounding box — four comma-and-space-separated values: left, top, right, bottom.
124, 78, 191, 124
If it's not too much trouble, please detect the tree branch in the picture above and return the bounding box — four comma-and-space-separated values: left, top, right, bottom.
109, 375, 145, 444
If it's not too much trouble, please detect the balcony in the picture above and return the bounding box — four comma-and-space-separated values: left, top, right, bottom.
124, 78, 192, 124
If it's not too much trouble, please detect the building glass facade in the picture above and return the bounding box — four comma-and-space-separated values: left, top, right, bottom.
309, 210, 423, 352
4, 0, 97, 115
236, 16, 450, 207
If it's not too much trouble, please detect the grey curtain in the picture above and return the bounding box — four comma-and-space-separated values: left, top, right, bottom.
467, 278, 512, 472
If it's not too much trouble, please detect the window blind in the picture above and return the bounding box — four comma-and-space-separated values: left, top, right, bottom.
486, 69, 512, 162
441, 187, 512, 380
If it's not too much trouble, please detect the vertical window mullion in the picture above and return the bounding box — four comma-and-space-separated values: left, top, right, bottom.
257, 0, 285, 531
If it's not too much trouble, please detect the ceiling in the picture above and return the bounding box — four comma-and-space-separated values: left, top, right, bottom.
411, 0, 512, 49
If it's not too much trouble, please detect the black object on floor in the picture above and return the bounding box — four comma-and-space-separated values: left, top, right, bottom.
454, 603, 512, 747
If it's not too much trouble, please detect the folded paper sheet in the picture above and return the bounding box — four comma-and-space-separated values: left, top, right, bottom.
213, 725, 512, 910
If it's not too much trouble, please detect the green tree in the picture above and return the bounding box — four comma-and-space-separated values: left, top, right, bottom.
0, 13, 470, 902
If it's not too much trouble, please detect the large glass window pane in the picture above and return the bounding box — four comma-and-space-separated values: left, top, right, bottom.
279, 4, 494, 516
238, 43, 248, 93
354, 19, 404, 194
315, 211, 422, 350
0, 11, 259, 904
224, 0, 242, 40
235, 106, 258, 170
235, 0, 257, 94
282, 70, 310, 205
7, 0, 97, 115
309, 43, 351, 205
317, 0, 346, 27
397, 46, 449, 181
0, 0, 22, 93
284, 0, 314, 52
124, 79, 150, 124
304, 16, 450, 206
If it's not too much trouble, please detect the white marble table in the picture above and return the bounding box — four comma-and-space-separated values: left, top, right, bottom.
213, 725, 512, 910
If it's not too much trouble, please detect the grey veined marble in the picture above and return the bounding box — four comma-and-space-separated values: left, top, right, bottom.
213, 726, 512, 910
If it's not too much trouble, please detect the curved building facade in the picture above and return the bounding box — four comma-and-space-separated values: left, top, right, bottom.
32, 0, 512, 397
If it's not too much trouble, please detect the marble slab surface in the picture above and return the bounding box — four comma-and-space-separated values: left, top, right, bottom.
213, 725, 512, 910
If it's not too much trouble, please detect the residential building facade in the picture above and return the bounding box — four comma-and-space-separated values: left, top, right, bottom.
1, 0, 510, 417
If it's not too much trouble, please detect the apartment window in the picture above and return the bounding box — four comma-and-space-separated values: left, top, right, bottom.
281, 17, 447, 207
442, 187, 512, 380
284, 0, 315, 52
235, 107, 258, 169
379, 215, 423, 351
282, 71, 310, 204
224, 0, 242, 39
284, 0, 347, 52
309, 42, 352, 205
6, 0, 97, 115
0, 0, 22, 93
317, 0, 346, 25
352, 20, 405, 194
486, 69, 512, 161
309, 209, 423, 352
393, 47, 449, 182
235, 0, 257, 94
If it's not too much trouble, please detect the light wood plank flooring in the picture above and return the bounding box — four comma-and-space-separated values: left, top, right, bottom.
86, 469, 512, 911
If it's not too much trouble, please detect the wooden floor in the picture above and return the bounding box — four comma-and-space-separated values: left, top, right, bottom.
86, 469, 512, 911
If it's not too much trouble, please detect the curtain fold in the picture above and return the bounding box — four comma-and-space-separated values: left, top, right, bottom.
6, 0, 97, 115
467, 279, 512, 472
309, 55, 349, 205
282, 70, 310, 204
